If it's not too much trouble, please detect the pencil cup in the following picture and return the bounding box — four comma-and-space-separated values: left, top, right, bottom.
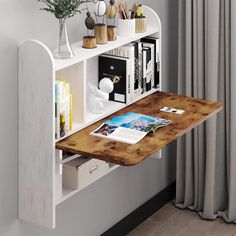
135, 17, 147, 33
117, 19, 135, 36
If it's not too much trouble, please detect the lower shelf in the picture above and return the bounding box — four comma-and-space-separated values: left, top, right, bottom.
56, 164, 120, 205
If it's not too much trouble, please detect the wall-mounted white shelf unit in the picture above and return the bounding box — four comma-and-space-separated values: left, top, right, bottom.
19, 6, 161, 228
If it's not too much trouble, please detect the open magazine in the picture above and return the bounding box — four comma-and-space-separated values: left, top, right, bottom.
90, 112, 172, 144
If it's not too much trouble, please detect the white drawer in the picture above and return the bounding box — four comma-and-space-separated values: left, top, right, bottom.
63, 157, 109, 190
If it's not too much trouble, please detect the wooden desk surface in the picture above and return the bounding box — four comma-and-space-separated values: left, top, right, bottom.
56, 91, 223, 166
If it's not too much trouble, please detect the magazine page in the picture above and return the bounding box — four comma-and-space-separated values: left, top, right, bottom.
90, 112, 171, 144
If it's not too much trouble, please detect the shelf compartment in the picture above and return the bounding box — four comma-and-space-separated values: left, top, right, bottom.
56, 91, 223, 166
57, 90, 159, 142
54, 27, 159, 71
57, 163, 119, 205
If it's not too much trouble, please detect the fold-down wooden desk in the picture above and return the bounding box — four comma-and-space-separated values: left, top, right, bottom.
56, 91, 223, 166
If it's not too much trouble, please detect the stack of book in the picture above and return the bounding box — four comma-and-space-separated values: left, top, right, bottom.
98, 36, 160, 104
55, 80, 72, 139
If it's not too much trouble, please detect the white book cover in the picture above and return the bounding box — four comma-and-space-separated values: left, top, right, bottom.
138, 42, 143, 95
142, 49, 147, 93
142, 43, 155, 88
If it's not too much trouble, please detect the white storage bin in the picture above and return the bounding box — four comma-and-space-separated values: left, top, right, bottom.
118, 19, 135, 36
63, 157, 109, 190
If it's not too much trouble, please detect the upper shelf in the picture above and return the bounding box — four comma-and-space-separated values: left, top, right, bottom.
54, 5, 161, 71
54, 27, 159, 71
56, 91, 223, 166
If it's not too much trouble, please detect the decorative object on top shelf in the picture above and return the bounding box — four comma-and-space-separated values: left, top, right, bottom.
83, 11, 97, 48
94, 0, 108, 44
117, 1, 135, 36
94, 0, 107, 17
106, 0, 117, 41
135, 4, 147, 33
88, 77, 118, 113
38, 0, 92, 59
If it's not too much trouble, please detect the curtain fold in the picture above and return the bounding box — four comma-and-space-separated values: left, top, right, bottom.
176, 0, 236, 223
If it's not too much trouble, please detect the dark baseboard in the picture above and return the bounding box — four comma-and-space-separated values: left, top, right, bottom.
101, 182, 176, 236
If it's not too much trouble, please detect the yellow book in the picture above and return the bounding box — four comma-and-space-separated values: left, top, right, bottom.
69, 94, 73, 130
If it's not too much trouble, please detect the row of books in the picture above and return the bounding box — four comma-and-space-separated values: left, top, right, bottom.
99, 36, 160, 104
55, 80, 73, 139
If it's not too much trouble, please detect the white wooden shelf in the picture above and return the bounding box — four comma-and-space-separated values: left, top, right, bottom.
18, 5, 162, 228
55, 27, 159, 71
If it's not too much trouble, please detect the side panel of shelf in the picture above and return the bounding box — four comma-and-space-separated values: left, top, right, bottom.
19, 40, 55, 228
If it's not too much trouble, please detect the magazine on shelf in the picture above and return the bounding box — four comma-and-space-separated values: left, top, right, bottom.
90, 112, 172, 144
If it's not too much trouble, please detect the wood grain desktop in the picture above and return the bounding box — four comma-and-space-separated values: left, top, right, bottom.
56, 91, 223, 166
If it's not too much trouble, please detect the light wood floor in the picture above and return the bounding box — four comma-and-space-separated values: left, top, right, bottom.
128, 202, 236, 236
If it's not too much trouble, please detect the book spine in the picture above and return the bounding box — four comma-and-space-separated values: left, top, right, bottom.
55, 81, 58, 139
156, 38, 160, 89
64, 82, 70, 133
57, 81, 62, 139
149, 45, 155, 89
126, 60, 130, 104
132, 42, 139, 98
69, 94, 72, 131
138, 42, 143, 95
142, 49, 147, 94
126, 59, 131, 104
145, 47, 152, 92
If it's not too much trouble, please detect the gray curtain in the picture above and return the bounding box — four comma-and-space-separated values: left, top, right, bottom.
176, 0, 236, 223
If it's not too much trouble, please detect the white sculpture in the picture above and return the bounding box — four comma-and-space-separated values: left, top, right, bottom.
88, 78, 114, 113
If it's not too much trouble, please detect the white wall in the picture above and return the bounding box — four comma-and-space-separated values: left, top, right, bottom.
0, 0, 178, 235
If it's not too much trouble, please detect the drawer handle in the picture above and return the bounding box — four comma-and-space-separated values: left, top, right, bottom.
89, 165, 98, 174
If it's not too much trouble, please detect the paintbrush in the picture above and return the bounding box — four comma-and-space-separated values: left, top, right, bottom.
125, 2, 129, 19
131, 3, 137, 19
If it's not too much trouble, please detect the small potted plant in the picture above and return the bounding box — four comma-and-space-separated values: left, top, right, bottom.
38, 0, 93, 59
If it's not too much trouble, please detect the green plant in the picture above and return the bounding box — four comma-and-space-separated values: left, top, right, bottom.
38, 0, 92, 19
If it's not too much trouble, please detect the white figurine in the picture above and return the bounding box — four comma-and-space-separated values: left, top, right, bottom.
88, 78, 114, 113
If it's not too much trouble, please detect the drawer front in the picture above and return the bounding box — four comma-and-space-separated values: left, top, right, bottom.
78, 159, 109, 189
